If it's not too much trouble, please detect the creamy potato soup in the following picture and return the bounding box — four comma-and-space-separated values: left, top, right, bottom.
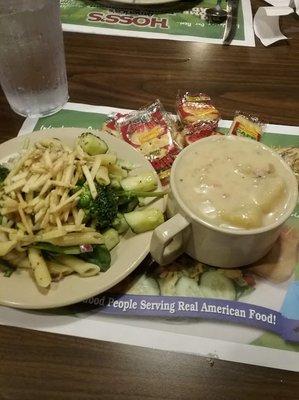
176, 136, 290, 230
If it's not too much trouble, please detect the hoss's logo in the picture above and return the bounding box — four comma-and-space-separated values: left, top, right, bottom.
87, 12, 169, 29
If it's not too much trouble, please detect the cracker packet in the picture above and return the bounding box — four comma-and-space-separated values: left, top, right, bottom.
176, 92, 220, 125
102, 112, 125, 138
229, 112, 264, 141
117, 100, 182, 186
176, 92, 220, 145
182, 121, 219, 145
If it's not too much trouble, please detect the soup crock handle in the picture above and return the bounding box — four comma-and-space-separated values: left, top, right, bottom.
150, 213, 190, 265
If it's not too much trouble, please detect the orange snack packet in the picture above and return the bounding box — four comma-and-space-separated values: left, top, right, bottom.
229, 112, 264, 141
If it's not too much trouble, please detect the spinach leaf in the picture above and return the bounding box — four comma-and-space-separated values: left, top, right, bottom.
33, 243, 83, 255
0, 259, 15, 277
79, 244, 111, 272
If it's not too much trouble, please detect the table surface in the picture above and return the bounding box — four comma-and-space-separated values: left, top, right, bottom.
0, 1, 299, 398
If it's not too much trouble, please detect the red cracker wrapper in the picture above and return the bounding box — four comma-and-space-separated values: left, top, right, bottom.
117, 100, 181, 186
182, 121, 219, 145
176, 92, 220, 146
102, 112, 125, 137
176, 92, 220, 125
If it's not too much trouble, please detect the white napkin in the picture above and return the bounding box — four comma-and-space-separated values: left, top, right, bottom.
291, 0, 299, 14
253, 6, 294, 46
264, 0, 292, 5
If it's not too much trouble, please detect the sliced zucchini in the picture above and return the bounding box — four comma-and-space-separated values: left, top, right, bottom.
198, 270, 236, 300
124, 208, 164, 234
127, 274, 160, 295
108, 163, 127, 181
175, 276, 202, 297
138, 197, 150, 207
117, 158, 135, 171
102, 228, 120, 251
112, 213, 129, 234
79, 132, 108, 155
120, 172, 157, 192
99, 153, 117, 166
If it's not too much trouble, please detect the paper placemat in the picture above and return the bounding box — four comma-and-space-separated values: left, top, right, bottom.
60, 0, 255, 46
2, 101, 299, 372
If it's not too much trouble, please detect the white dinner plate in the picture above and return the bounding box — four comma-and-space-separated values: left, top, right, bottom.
0, 128, 165, 309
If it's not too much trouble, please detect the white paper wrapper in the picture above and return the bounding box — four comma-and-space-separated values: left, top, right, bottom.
265, 0, 293, 6
254, 6, 294, 46
265, 0, 299, 14
292, 0, 299, 14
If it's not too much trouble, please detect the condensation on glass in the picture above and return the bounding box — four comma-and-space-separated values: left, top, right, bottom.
0, 0, 69, 117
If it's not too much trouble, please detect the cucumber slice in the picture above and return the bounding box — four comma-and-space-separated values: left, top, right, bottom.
120, 172, 157, 192
198, 271, 236, 300
127, 274, 160, 295
99, 153, 117, 166
79, 132, 108, 155
117, 159, 135, 171
175, 276, 202, 297
112, 213, 129, 234
108, 163, 127, 181
124, 208, 164, 234
102, 228, 120, 251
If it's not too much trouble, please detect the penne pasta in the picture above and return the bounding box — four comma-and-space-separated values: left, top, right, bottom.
0, 240, 17, 257
48, 231, 103, 246
57, 255, 101, 277
95, 166, 110, 186
48, 261, 74, 279
28, 248, 51, 288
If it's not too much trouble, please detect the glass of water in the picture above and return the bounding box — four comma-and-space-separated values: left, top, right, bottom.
0, 0, 69, 117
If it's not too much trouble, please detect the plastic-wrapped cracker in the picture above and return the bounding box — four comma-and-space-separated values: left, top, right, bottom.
229, 112, 264, 141
102, 112, 124, 138
176, 92, 220, 125
116, 100, 182, 186
176, 92, 220, 145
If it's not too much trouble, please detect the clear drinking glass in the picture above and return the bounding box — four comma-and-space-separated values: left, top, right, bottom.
0, 0, 69, 117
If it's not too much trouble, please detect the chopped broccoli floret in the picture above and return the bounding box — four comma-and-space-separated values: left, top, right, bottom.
77, 183, 167, 230
90, 185, 119, 229
78, 183, 93, 209
0, 165, 9, 183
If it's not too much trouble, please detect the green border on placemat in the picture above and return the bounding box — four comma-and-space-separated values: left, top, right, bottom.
60, 0, 245, 41
34, 109, 108, 131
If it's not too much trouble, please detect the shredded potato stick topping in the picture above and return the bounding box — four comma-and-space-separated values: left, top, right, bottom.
0, 139, 103, 285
